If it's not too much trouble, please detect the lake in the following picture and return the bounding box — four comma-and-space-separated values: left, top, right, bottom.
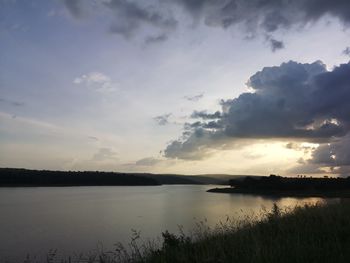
0, 185, 329, 262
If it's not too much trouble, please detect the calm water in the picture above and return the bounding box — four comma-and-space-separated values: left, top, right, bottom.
0, 185, 328, 261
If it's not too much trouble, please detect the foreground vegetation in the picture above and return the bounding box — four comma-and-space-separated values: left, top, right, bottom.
28, 200, 350, 263
127, 201, 350, 263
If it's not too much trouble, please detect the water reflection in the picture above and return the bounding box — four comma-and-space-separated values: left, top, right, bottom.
0, 185, 333, 261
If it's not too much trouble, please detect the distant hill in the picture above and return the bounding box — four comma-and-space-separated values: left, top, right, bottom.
143, 174, 230, 185
0, 168, 261, 186
194, 174, 264, 183
0, 168, 159, 186
144, 174, 263, 185
142, 174, 202, 185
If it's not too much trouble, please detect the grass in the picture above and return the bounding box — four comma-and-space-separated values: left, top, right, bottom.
23, 200, 350, 263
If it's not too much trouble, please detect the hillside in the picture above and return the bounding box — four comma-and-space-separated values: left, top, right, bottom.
0, 168, 235, 186
0, 168, 159, 186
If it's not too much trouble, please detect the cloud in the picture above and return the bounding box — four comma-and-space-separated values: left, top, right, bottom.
343, 47, 350, 56
242, 152, 264, 160
0, 111, 59, 131
175, 0, 350, 33
164, 128, 231, 160
63, 0, 82, 18
135, 157, 161, 166
269, 38, 284, 52
144, 33, 168, 44
47, 9, 57, 17
287, 163, 324, 175
285, 142, 318, 153
165, 133, 217, 160
73, 72, 116, 92
153, 113, 172, 126
285, 142, 295, 149
0, 98, 24, 107
63, 0, 350, 46
106, 0, 177, 38
184, 93, 204, 102
92, 147, 118, 161
191, 110, 221, 119
164, 60, 350, 171
310, 134, 350, 167
63, 0, 177, 39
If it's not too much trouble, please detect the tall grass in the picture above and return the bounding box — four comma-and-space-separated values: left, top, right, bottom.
24, 201, 350, 263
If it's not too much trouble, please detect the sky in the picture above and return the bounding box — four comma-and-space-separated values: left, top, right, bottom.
1, 0, 350, 176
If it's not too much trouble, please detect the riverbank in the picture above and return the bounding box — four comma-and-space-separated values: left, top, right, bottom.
12, 189, 349, 263
127, 200, 350, 263
207, 175, 350, 198
44, 200, 349, 263
207, 187, 350, 197
0, 168, 227, 186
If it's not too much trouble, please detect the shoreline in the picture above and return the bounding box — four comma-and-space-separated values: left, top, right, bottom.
207, 187, 350, 198
32, 201, 349, 263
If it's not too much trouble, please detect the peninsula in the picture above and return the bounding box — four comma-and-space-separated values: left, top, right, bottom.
208, 174, 350, 198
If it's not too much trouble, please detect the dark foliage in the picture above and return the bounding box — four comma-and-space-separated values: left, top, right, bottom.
140, 201, 350, 263
0, 168, 160, 186
143, 174, 202, 185
229, 174, 350, 192
21, 202, 350, 262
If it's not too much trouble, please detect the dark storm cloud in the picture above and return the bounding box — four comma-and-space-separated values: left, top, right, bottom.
288, 143, 350, 176
63, 0, 350, 44
311, 135, 350, 167
175, 0, 350, 32
269, 38, 284, 52
153, 113, 172, 126
165, 61, 350, 163
191, 110, 221, 119
106, 0, 177, 38
164, 128, 227, 160
144, 33, 168, 44
63, 0, 82, 18
63, 0, 177, 38
343, 47, 350, 56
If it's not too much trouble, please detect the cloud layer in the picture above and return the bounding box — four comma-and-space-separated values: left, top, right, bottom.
175, 0, 350, 32
153, 113, 172, 126
63, 0, 350, 47
165, 60, 350, 175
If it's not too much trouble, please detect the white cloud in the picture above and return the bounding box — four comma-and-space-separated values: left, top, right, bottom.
73, 72, 117, 92
92, 147, 118, 161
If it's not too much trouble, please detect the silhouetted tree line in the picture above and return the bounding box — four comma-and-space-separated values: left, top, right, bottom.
0, 168, 160, 186
229, 174, 350, 191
